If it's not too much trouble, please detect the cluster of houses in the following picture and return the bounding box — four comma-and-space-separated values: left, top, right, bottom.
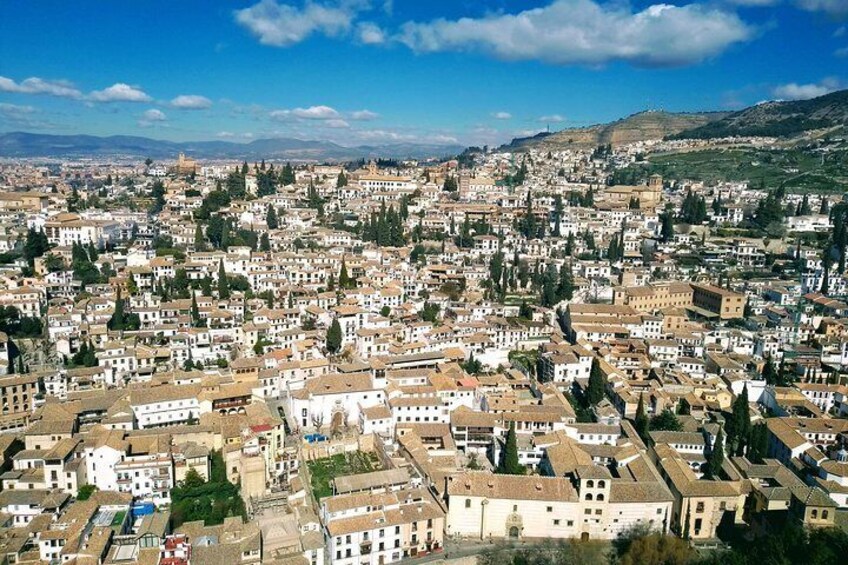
0, 140, 844, 564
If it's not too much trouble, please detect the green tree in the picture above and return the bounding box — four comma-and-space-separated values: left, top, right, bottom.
336, 170, 348, 188
587, 357, 605, 406
108, 288, 126, 331
76, 484, 97, 501
126, 272, 138, 295
259, 232, 270, 252
762, 356, 777, 385
706, 429, 725, 479
217, 260, 230, 299
338, 259, 353, 289
496, 422, 524, 475
727, 384, 751, 456
150, 180, 166, 214
326, 318, 342, 354
634, 393, 649, 444
194, 224, 206, 251
266, 206, 279, 229
649, 408, 683, 432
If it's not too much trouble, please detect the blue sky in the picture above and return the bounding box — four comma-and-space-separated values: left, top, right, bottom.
0, 0, 846, 147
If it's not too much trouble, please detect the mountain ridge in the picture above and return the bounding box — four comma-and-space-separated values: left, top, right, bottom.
499, 110, 730, 152
0, 131, 464, 161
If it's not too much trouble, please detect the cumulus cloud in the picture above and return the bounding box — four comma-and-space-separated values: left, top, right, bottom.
357, 21, 386, 44
170, 95, 213, 109
351, 109, 379, 120
234, 0, 365, 47
492, 111, 512, 119
89, 83, 152, 103
397, 0, 754, 67
0, 76, 82, 98
796, 0, 848, 19
772, 77, 842, 100
138, 108, 167, 127
271, 105, 343, 121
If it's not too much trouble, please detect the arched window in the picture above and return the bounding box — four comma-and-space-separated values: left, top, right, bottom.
585, 493, 593, 501
822, 510, 829, 520
597, 494, 605, 501
811, 510, 818, 519
586, 480, 594, 488
597, 480, 606, 488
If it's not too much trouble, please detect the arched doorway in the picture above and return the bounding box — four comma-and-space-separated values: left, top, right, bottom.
509, 526, 520, 538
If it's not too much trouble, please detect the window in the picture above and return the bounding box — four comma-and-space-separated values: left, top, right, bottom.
595, 509, 602, 515
822, 510, 829, 519
584, 509, 592, 515
586, 480, 594, 488
696, 502, 705, 513
465, 499, 471, 509
597, 480, 605, 488
597, 494, 604, 501
553, 519, 560, 526
547, 506, 553, 513
811, 510, 818, 519
567, 520, 574, 527
585, 493, 593, 501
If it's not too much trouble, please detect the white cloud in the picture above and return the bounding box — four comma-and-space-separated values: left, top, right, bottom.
772, 77, 842, 100
538, 114, 565, 123
835, 26, 846, 37
89, 83, 152, 103
171, 95, 213, 109
795, 0, 848, 19
0, 103, 36, 115
138, 108, 167, 127
295, 105, 340, 119
323, 119, 351, 128
357, 22, 386, 44
492, 111, 512, 119
351, 109, 379, 120
272, 105, 342, 120
0, 76, 82, 98
397, 0, 753, 67
234, 0, 364, 47
835, 46, 848, 57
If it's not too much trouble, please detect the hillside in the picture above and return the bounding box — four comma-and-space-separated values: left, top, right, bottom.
500, 111, 728, 152
0, 132, 464, 161
672, 89, 848, 140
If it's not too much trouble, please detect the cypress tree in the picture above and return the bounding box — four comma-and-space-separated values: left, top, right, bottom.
194, 224, 206, 251
326, 318, 342, 354
108, 288, 125, 331
497, 422, 524, 475
635, 393, 649, 444
217, 260, 230, 299
707, 429, 725, 479
339, 259, 352, 289
259, 233, 270, 252
587, 357, 605, 406
266, 206, 278, 229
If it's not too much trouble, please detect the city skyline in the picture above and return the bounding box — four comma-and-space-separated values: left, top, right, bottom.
1, 0, 846, 147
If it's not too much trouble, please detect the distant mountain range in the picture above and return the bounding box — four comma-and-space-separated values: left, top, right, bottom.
499, 89, 848, 152
0, 132, 464, 161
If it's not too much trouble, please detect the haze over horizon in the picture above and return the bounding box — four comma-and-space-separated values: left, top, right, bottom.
1, 0, 847, 147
